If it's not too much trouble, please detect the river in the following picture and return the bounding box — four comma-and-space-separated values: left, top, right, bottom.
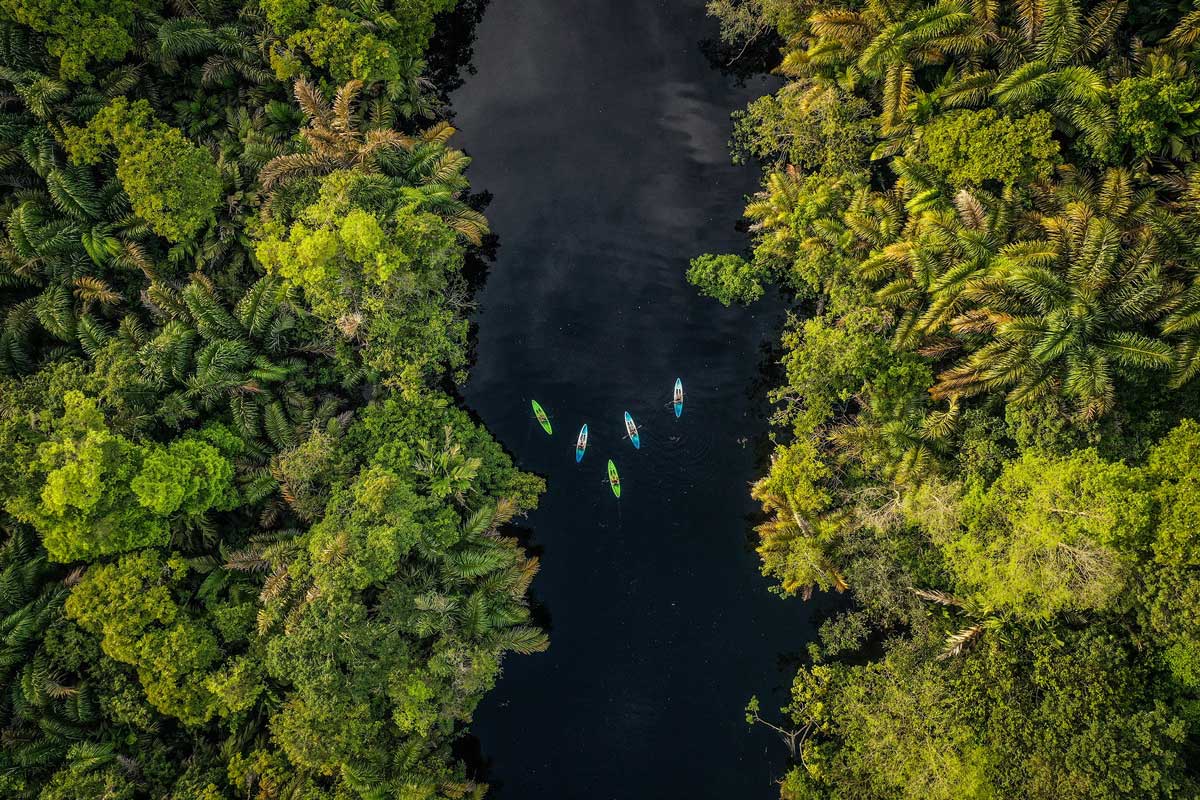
449, 1, 830, 796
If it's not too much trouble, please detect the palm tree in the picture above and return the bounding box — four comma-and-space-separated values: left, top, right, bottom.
0, 527, 98, 781
787, 0, 1126, 151
750, 477, 849, 599
1158, 165, 1200, 387
134, 274, 340, 454
798, 0, 981, 133
909, 587, 1003, 660
259, 79, 489, 244
258, 79, 416, 190
865, 186, 1021, 346
0, 160, 152, 373
931, 169, 1177, 419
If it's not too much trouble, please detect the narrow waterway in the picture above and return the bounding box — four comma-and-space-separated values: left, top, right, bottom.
450, 2, 829, 796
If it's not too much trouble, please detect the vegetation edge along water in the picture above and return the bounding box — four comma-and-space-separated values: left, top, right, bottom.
691, 0, 1200, 797
0, 1, 549, 798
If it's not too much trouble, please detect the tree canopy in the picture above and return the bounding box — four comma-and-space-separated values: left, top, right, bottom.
697, 0, 1200, 795
0, 1, 545, 798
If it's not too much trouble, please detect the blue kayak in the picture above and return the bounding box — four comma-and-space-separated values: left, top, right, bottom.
576, 424, 588, 463
674, 378, 683, 418
624, 411, 640, 449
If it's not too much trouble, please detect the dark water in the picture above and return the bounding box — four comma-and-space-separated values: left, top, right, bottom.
450, 2, 831, 797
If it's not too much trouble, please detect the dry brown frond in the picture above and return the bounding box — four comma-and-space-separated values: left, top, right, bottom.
115, 241, 152, 275
259, 496, 282, 527
422, 120, 456, 144
954, 189, 987, 231
917, 336, 961, 358
44, 675, 78, 699
930, 363, 988, 400
938, 622, 986, 660
73, 276, 121, 309
256, 606, 275, 637
446, 213, 487, 246
259, 152, 338, 190
361, 128, 415, 157
513, 557, 540, 598
910, 586, 965, 607
336, 312, 364, 338
190, 270, 215, 292
491, 497, 519, 530
332, 79, 363, 134
831, 568, 850, 593
293, 78, 328, 125
283, 586, 320, 634
260, 566, 290, 604
304, 126, 344, 154
225, 545, 270, 573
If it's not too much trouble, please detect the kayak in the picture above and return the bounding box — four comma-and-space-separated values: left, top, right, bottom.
624, 411, 640, 449
576, 424, 588, 463
674, 378, 684, 418
531, 399, 552, 435
608, 459, 621, 497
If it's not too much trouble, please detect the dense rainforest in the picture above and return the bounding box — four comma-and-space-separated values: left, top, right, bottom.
12, 0, 1200, 795
691, 0, 1200, 797
0, 1, 550, 798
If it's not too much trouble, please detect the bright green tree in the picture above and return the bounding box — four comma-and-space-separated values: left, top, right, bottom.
65, 550, 228, 725
256, 169, 468, 389
64, 98, 222, 242
687, 253, 767, 306
936, 449, 1150, 620
0, 0, 147, 80
6, 392, 167, 562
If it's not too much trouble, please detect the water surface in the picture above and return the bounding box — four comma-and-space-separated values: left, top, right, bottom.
451, 2, 828, 796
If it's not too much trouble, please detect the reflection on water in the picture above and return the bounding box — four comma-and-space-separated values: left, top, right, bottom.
447, 1, 839, 797
428, 0, 492, 103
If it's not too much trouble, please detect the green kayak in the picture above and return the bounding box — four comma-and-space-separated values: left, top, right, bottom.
607, 459, 621, 498
531, 399, 552, 435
